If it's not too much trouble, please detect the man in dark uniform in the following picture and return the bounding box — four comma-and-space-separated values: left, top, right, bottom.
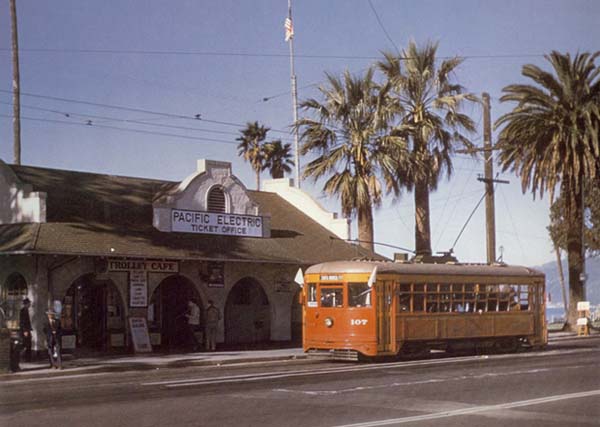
19, 298, 32, 362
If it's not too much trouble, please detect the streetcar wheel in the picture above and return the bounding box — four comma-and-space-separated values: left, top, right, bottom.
494, 337, 519, 353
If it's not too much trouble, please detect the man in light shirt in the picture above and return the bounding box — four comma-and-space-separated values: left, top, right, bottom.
185, 300, 201, 352
205, 300, 221, 351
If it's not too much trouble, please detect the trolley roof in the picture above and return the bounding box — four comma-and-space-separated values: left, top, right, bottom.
305, 260, 544, 279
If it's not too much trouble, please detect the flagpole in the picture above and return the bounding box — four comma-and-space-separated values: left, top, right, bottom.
287, 0, 301, 188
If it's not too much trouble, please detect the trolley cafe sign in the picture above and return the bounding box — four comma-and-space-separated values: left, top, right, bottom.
170, 208, 264, 238
108, 259, 179, 273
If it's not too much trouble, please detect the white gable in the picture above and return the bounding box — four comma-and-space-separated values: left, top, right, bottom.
0, 159, 46, 224
153, 159, 268, 236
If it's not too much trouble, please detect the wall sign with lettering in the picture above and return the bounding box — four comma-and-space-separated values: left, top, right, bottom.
128, 317, 152, 353
108, 259, 179, 273
129, 270, 148, 308
171, 208, 264, 237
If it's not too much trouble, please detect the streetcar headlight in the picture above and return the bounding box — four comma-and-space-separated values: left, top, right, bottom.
324, 317, 334, 328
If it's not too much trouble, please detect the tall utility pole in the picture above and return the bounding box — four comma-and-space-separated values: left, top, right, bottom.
477, 93, 508, 264
10, 0, 21, 165
286, 0, 300, 188
457, 93, 509, 263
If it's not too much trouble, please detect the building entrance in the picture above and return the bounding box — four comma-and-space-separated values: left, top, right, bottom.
225, 278, 270, 345
148, 275, 202, 351
63, 274, 125, 352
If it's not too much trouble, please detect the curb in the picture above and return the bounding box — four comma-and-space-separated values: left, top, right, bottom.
0, 353, 309, 381
2, 334, 598, 381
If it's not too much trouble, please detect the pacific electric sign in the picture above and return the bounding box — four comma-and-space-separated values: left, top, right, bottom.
171, 209, 264, 237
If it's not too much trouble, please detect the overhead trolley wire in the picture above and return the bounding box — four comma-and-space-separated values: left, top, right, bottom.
0, 89, 292, 135
0, 100, 296, 142
0, 114, 239, 146
0, 47, 547, 61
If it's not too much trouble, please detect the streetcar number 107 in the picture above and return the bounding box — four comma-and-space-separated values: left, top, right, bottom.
350, 319, 368, 325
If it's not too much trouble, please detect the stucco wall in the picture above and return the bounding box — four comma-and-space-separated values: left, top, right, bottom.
153, 160, 261, 233
262, 178, 350, 240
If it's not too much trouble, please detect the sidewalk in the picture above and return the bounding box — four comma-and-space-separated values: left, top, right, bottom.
1, 347, 308, 381
2, 331, 596, 381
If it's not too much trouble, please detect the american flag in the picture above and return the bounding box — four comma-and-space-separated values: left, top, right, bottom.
284, 17, 294, 41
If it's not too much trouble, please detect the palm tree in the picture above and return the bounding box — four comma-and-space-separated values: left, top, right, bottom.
237, 121, 269, 190
262, 140, 294, 179
378, 41, 477, 257
495, 51, 600, 329
297, 68, 413, 251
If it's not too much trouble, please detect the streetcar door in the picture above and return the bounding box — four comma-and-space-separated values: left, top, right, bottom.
376, 280, 394, 353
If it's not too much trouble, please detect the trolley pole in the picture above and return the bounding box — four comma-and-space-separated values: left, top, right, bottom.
477, 93, 508, 264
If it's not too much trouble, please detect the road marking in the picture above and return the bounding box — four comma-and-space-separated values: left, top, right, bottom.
143, 354, 508, 388
274, 367, 555, 396
331, 389, 600, 427
141, 347, 596, 388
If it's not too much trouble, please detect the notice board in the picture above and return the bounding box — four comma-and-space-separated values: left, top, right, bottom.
128, 317, 152, 353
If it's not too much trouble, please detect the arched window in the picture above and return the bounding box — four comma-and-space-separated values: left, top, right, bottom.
1, 273, 28, 330
207, 186, 227, 213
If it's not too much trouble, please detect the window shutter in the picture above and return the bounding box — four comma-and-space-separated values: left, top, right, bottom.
207, 187, 226, 213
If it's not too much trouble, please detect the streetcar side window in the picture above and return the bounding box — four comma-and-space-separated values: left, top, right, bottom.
413, 284, 425, 312
348, 282, 371, 307
395, 281, 533, 314
321, 287, 343, 307
517, 285, 530, 311
307, 283, 317, 307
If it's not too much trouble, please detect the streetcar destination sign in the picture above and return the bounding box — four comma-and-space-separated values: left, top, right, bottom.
171, 208, 264, 237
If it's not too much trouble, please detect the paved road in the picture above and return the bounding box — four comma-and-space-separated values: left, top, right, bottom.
1, 337, 599, 427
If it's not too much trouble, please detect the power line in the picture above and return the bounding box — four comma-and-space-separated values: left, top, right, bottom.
368, 0, 400, 54
0, 48, 380, 60
0, 100, 295, 142
0, 114, 239, 145
0, 89, 292, 135
0, 47, 547, 61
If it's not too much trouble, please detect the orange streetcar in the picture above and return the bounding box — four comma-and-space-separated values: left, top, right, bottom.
301, 260, 547, 361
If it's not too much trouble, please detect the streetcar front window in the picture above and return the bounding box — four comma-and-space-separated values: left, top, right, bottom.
307, 283, 317, 307
348, 282, 371, 307
320, 287, 343, 307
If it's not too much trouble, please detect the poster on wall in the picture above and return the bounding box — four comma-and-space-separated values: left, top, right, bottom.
129, 270, 148, 307
199, 261, 225, 288
128, 317, 152, 353
204, 262, 224, 288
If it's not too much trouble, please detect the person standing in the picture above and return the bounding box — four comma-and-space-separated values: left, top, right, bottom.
43, 310, 62, 369
184, 300, 201, 351
19, 298, 32, 362
205, 300, 221, 351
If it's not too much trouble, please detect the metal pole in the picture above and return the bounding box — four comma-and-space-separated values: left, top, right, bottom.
287, 0, 301, 188
482, 93, 496, 263
581, 177, 586, 298
10, 0, 21, 165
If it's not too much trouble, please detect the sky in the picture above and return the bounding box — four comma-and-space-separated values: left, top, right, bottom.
1, 0, 599, 267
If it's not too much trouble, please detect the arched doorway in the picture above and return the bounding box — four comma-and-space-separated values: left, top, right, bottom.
148, 275, 202, 351
63, 274, 125, 352
1, 273, 28, 330
225, 278, 270, 345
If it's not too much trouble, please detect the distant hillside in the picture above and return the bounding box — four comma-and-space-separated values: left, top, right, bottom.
533, 256, 600, 305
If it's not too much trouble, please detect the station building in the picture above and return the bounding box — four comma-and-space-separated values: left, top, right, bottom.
0, 158, 377, 355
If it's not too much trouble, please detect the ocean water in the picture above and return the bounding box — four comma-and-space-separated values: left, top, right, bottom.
546, 306, 566, 323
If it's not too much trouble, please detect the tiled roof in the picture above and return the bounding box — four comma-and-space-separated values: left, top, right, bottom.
1, 165, 380, 264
